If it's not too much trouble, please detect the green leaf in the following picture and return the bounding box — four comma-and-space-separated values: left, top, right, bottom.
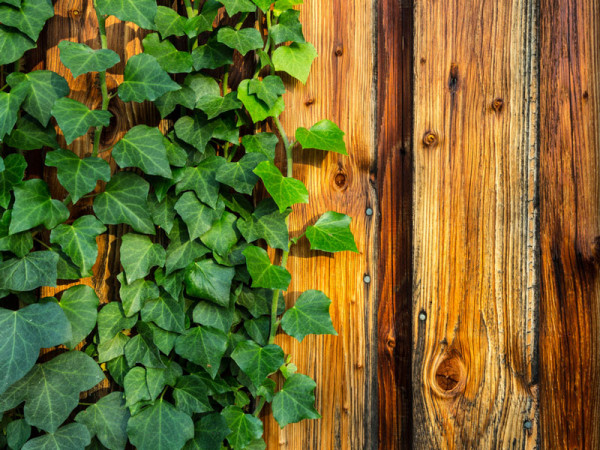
273, 0, 302, 15
120, 233, 166, 283
97, 302, 137, 342
58, 41, 120, 79
305, 211, 357, 252
124, 322, 164, 369
0, 351, 104, 433
163, 136, 188, 167
147, 322, 178, 355
118, 53, 180, 103
7, 71, 69, 126
272, 373, 320, 427
216, 153, 268, 195
217, 27, 263, 56
237, 199, 290, 250
5, 114, 58, 150
50, 98, 112, 144
220, 0, 256, 16
270, 9, 305, 44
242, 245, 291, 290
196, 92, 242, 120
236, 286, 284, 318
93, 172, 155, 234
165, 218, 210, 275
155, 86, 196, 118
200, 211, 240, 256
0, 153, 26, 208
45, 149, 111, 203
252, 0, 273, 12
0, 251, 58, 291
7, 419, 31, 450
0, 303, 70, 396
281, 289, 336, 341
173, 375, 213, 415
183, 413, 230, 450
237, 79, 284, 122
106, 356, 129, 386
174, 113, 215, 153
0, 25, 35, 66
192, 38, 234, 71
248, 76, 285, 109
174, 193, 222, 241
97, 332, 129, 363
184, 259, 235, 307
21, 423, 91, 450
221, 406, 263, 450
231, 341, 284, 387
253, 160, 308, 213
0, 211, 32, 257
59, 284, 100, 349
95, 0, 157, 29
175, 156, 226, 208
175, 326, 228, 378
272, 42, 317, 84
183, 2, 219, 39
118, 273, 159, 317
142, 33, 193, 73
126, 399, 194, 450
141, 294, 185, 333
75, 392, 130, 450
123, 367, 151, 407
0, 0, 54, 40
193, 300, 233, 333
112, 125, 172, 178
296, 119, 346, 154
9, 179, 69, 234
0, 90, 26, 141
146, 358, 182, 400
50, 215, 106, 275
154, 6, 186, 38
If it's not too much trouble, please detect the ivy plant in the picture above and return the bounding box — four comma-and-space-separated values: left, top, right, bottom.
0, 0, 357, 448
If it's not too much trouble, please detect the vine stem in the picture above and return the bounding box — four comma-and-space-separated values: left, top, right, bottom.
183, 0, 197, 18
92, 0, 110, 158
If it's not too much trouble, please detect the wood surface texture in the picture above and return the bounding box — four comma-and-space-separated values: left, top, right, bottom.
539, 0, 600, 448
411, 0, 539, 447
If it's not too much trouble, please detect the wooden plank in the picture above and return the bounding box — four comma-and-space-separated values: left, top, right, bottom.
412, 1, 539, 447
262, 0, 377, 448
376, 0, 414, 447
539, 0, 600, 447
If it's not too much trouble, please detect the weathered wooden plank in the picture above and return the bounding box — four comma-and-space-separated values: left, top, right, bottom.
376, 0, 414, 447
262, 0, 377, 448
412, 1, 539, 447
539, 0, 600, 447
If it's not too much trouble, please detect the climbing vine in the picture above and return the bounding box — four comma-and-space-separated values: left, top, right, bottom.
0, 0, 356, 448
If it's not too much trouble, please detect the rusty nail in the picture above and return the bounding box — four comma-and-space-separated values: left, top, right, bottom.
423, 131, 438, 147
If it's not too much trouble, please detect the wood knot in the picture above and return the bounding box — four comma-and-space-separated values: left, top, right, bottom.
492, 97, 504, 113
420, 57, 426, 64
305, 97, 315, 107
334, 45, 343, 57
332, 165, 350, 192
334, 173, 347, 188
422, 131, 438, 148
583, 90, 589, 100
448, 63, 459, 93
70, 9, 81, 18
387, 337, 396, 349
430, 349, 466, 398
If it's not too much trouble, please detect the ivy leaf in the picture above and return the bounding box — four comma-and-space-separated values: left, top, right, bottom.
7, 419, 31, 450
252, 0, 273, 12
5, 114, 58, 150
220, 0, 256, 16
7, 71, 70, 126
270, 9, 305, 44
0, 0, 54, 41
248, 76, 285, 109
200, 211, 240, 256
273, 0, 303, 15
0, 89, 26, 141
184, 259, 235, 307
174, 113, 215, 153
192, 38, 234, 71
216, 153, 268, 195
236, 286, 284, 318
118, 54, 181, 103
174, 191, 223, 241
142, 33, 193, 74
0, 251, 58, 291
0, 153, 26, 208
98, 332, 129, 363
106, 356, 129, 387
0, 351, 104, 433
51, 98, 112, 144
242, 245, 291, 290
97, 302, 137, 342
163, 136, 188, 167
120, 233, 166, 283
75, 392, 130, 450
217, 27, 264, 56
165, 218, 210, 275
196, 92, 242, 120
59, 284, 100, 349
221, 406, 263, 450
118, 273, 159, 317
237, 79, 284, 123
175, 326, 228, 378
112, 125, 172, 178
141, 294, 185, 333
253, 160, 309, 213
147, 321, 179, 355
0, 211, 33, 257
124, 322, 165, 369
272, 42, 317, 84
21, 423, 91, 450
93, 172, 155, 234
50, 215, 106, 275
241, 133, 278, 160
155, 87, 195, 118
231, 341, 285, 387
238, 199, 290, 251
281, 289, 336, 341
0, 303, 70, 396
183, 0, 220, 38
126, 399, 194, 450
0, 25, 35, 66
193, 300, 234, 333
173, 375, 213, 415
45, 149, 111, 203
155, 268, 185, 301
58, 41, 120, 79
175, 156, 226, 208
146, 358, 182, 401
296, 119, 346, 154
154, 6, 186, 38
305, 211, 357, 252
272, 373, 320, 427
95, 0, 157, 29
9, 179, 69, 234
123, 367, 151, 408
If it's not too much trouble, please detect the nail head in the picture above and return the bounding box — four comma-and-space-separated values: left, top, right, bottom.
524, 420, 533, 430
363, 275, 371, 284
366, 208, 373, 216
419, 311, 427, 321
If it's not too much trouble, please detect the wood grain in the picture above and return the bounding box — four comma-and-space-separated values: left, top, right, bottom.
411, 1, 539, 447
262, 0, 377, 448
539, 0, 600, 447
376, 0, 414, 447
